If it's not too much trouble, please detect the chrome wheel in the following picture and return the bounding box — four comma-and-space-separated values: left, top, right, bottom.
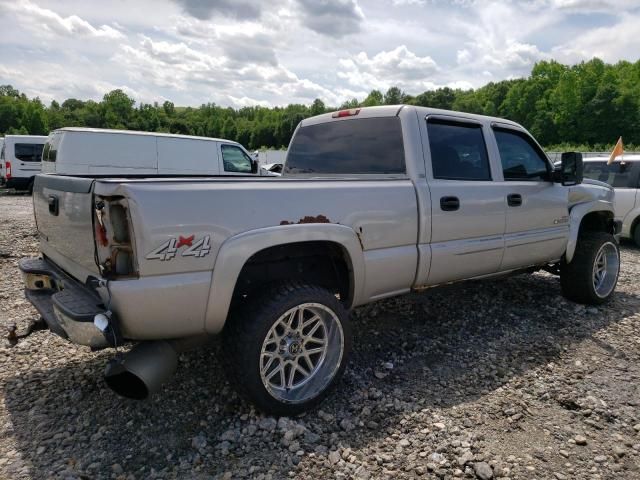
260, 303, 344, 404
592, 242, 619, 298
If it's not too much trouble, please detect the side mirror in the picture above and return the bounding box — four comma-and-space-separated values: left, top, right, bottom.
251, 159, 258, 174
559, 152, 583, 186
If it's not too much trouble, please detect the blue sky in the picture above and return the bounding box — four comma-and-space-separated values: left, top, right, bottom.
0, 0, 639, 108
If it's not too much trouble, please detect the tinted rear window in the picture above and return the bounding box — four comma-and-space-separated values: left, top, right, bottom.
427, 120, 491, 181
583, 161, 634, 188
15, 143, 44, 162
285, 117, 405, 175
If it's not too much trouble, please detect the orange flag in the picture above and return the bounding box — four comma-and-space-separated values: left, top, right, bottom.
608, 136, 623, 165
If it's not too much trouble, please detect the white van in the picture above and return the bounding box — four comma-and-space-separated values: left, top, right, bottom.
41, 128, 260, 177
0, 135, 47, 192
582, 155, 640, 246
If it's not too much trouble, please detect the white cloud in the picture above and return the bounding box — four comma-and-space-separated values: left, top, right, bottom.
457, 49, 472, 64
170, 0, 263, 20
1, 0, 639, 110
295, 0, 365, 37
0, 0, 123, 40
392, 0, 426, 5
543, 0, 640, 12
446, 80, 474, 90
139, 36, 217, 67
486, 42, 548, 69
551, 13, 640, 62
227, 95, 272, 107
338, 45, 439, 91
0, 63, 138, 104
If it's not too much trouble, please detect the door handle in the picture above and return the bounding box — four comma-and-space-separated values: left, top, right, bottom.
507, 193, 522, 207
48, 195, 59, 216
440, 196, 460, 211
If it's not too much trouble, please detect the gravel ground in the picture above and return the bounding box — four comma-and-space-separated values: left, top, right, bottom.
1, 192, 639, 480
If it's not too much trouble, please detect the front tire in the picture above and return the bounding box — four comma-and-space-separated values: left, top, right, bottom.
223, 283, 351, 415
561, 232, 620, 305
633, 224, 640, 248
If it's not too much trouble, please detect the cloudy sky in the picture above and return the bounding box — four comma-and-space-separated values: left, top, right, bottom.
0, 0, 639, 108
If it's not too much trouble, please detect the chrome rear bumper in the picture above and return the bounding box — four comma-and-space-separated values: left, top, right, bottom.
19, 257, 118, 349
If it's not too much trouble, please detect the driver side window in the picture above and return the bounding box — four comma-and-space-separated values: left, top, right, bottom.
221, 145, 253, 173
494, 128, 549, 181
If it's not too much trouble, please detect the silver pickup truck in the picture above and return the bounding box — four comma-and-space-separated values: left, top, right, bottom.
20, 105, 621, 414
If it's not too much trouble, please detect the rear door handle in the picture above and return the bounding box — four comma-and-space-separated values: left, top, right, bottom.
440, 196, 460, 211
507, 193, 522, 207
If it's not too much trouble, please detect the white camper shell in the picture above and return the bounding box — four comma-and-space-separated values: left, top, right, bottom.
41, 128, 259, 177
0, 135, 47, 192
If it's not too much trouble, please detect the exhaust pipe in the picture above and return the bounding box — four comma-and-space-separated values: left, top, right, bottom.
104, 336, 211, 400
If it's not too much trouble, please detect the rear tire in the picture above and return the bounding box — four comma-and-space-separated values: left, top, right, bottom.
222, 282, 351, 415
634, 223, 640, 248
27, 178, 34, 195
561, 232, 619, 305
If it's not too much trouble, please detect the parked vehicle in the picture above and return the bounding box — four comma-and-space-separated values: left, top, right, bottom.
0, 137, 4, 183
581, 156, 640, 246
262, 162, 283, 173
20, 105, 621, 414
1, 135, 47, 192
41, 128, 260, 176
261, 162, 283, 175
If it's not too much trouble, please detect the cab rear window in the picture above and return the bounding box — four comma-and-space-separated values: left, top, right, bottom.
285, 117, 405, 175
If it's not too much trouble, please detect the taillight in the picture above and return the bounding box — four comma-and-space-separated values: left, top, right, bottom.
6, 161, 11, 179
94, 197, 136, 278
332, 108, 360, 118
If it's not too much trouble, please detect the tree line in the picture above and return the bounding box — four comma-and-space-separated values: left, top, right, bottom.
1, 58, 639, 150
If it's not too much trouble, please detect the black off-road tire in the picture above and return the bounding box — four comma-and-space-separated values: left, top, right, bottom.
222, 282, 351, 416
633, 223, 640, 248
560, 232, 620, 305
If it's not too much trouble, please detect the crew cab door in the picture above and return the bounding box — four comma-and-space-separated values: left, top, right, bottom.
489, 125, 569, 270
423, 116, 505, 285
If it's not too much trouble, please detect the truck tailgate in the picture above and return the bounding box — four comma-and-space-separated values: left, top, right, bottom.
33, 174, 99, 282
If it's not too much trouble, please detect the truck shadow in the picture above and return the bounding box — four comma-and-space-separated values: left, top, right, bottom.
3, 272, 639, 479
620, 238, 639, 251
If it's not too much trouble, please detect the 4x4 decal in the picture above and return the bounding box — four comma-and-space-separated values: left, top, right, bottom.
146, 235, 211, 261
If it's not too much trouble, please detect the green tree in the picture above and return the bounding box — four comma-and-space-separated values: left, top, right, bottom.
102, 89, 135, 129
339, 98, 359, 109
362, 90, 383, 107
383, 86, 404, 105
310, 98, 326, 116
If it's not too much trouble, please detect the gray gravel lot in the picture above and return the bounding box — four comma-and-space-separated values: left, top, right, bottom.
1, 192, 639, 480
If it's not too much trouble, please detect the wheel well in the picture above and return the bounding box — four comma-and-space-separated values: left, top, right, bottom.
631, 215, 640, 238
232, 241, 353, 306
578, 211, 614, 237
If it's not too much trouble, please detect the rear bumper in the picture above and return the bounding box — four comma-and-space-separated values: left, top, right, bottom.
6, 177, 31, 190
19, 257, 119, 349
